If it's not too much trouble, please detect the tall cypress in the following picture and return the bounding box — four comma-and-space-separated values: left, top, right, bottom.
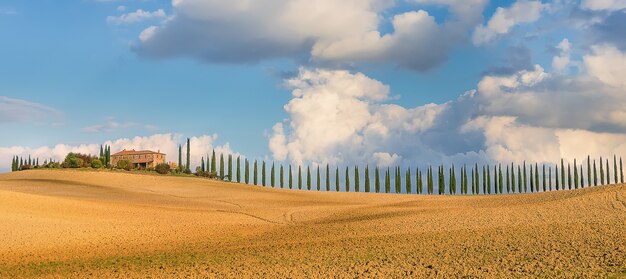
482, 166, 487, 194
506, 165, 511, 193
600, 157, 605, 185
395, 166, 401, 194
606, 159, 610, 185
487, 165, 491, 194
201, 157, 206, 172
587, 155, 592, 187
511, 163, 515, 193
236, 156, 241, 183
253, 160, 258, 185
262, 161, 266, 186
228, 154, 233, 181
614, 155, 618, 184
530, 167, 534, 193
534, 163, 539, 192
100, 145, 104, 160
298, 165, 302, 190
549, 166, 552, 191
211, 150, 216, 173
417, 168, 423, 194
593, 160, 598, 186
280, 165, 284, 188
345, 166, 350, 192
580, 165, 584, 188
523, 162, 527, 193
271, 162, 275, 187
567, 163, 572, 190
307, 165, 311, 190
406, 167, 411, 194
375, 166, 381, 193
385, 167, 391, 193
621, 157, 624, 184
471, 166, 476, 194
561, 159, 566, 189
317, 166, 321, 191
355, 166, 360, 192
574, 159, 578, 189
555, 164, 560, 190
499, 164, 503, 194
245, 159, 250, 184
326, 164, 330, 191
335, 166, 339, 192
186, 138, 190, 172
518, 166, 522, 193
178, 145, 182, 170
220, 154, 225, 179
449, 166, 455, 195
542, 165, 546, 192
365, 165, 370, 193
289, 165, 293, 189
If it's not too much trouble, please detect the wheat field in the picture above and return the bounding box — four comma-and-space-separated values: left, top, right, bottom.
0, 169, 624, 278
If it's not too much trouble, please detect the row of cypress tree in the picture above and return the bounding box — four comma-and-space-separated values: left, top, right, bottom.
11, 155, 56, 171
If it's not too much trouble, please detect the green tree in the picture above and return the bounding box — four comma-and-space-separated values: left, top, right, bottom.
271, 162, 275, 187
587, 155, 592, 187
289, 165, 293, 189
594, 160, 598, 186
211, 150, 217, 173
317, 165, 321, 191
620, 157, 624, 184
201, 157, 206, 173
449, 166, 455, 195
262, 161, 266, 186
326, 164, 330, 191
345, 166, 350, 192
186, 138, 191, 172
530, 167, 534, 193
385, 167, 391, 193
511, 163, 515, 193
567, 163, 572, 189
534, 163, 539, 192
549, 166, 552, 191
499, 164, 504, 194
523, 162, 527, 193
561, 159, 566, 189
439, 166, 445, 195
518, 166, 522, 193
417, 168, 423, 194
298, 165, 302, 190
375, 166, 380, 193
99, 145, 104, 160
482, 166, 486, 194
574, 159, 579, 189
365, 165, 370, 193
228, 154, 233, 181
355, 166, 360, 192
237, 156, 241, 183
280, 164, 284, 188
395, 166, 401, 194
580, 165, 584, 188
506, 165, 511, 193
555, 164, 560, 190
253, 160, 258, 185
614, 155, 618, 184
307, 165, 311, 190
405, 167, 411, 194
245, 159, 250, 184
542, 165, 546, 192
605, 158, 610, 185
487, 165, 492, 194
335, 166, 339, 192
178, 145, 182, 171
220, 154, 225, 179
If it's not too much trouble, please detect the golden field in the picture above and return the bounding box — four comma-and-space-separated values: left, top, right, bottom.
0, 169, 624, 278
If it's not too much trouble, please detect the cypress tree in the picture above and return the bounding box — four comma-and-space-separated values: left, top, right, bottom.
220, 154, 225, 179
245, 159, 250, 184
518, 166, 522, 193
587, 155, 593, 186
549, 166, 552, 191
237, 156, 241, 183
464, 166, 469, 194
534, 163, 539, 192
427, 167, 432, 194
298, 165, 302, 190
375, 166, 381, 193
482, 166, 487, 194
178, 145, 182, 170
499, 164, 503, 194
396, 166, 401, 194
567, 163, 572, 190
574, 159, 578, 189
100, 145, 104, 160
506, 165, 511, 193
475, 164, 480, 194
621, 157, 624, 184
561, 159, 566, 189
417, 168, 423, 194
606, 158, 610, 185
530, 167, 534, 193
385, 167, 391, 193
335, 166, 339, 192
271, 162, 275, 187
471, 166, 476, 194
440, 166, 445, 195
614, 155, 618, 184
555, 164, 560, 190
106, 146, 111, 167
262, 161, 266, 186
523, 162, 527, 193
580, 165, 584, 188
593, 160, 598, 186
186, 138, 190, 172
345, 166, 350, 192
306, 165, 311, 190
487, 165, 491, 194
355, 166, 360, 192
280, 164, 284, 188
28, 155, 31, 166
600, 157, 606, 185
317, 166, 321, 191
406, 167, 411, 194
228, 154, 233, 181
365, 165, 370, 193
542, 165, 546, 192
211, 150, 216, 173
289, 165, 293, 189
253, 160, 258, 185
449, 166, 455, 195
201, 157, 206, 172
326, 164, 330, 191
11, 156, 15, 172
511, 163, 515, 193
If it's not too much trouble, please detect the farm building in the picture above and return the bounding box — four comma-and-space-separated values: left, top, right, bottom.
111, 149, 165, 169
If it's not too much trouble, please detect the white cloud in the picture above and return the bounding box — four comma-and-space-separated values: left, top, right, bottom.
117, 5, 127, 12
134, 0, 487, 70
584, 44, 626, 89
0, 96, 62, 124
82, 117, 157, 133
581, 0, 626, 11
473, 0, 546, 46
552, 38, 572, 72
107, 9, 166, 25
1, 133, 239, 172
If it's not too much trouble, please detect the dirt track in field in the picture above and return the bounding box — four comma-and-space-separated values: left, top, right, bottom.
0, 169, 624, 278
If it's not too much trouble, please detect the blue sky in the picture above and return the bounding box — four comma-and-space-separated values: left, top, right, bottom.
1, 0, 625, 170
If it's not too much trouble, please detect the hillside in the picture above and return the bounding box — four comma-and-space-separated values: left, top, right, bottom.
0, 169, 624, 277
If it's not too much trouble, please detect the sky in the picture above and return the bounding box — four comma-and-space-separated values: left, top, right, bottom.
1, 0, 626, 172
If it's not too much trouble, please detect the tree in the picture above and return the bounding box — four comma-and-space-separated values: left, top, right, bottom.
186, 138, 191, 173
375, 166, 381, 193
606, 158, 610, 185
614, 155, 618, 185
482, 166, 487, 194
155, 163, 170, 174
518, 166, 522, 193
567, 163, 572, 190
100, 145, 104, 160
365, 165, 370, 193
417, 168, 423, 194
385, 167, 391, 193
335, 166, 339, 192
298, 165, 302, 190
326, 164, 330, 191
211, 150, 217, 173
574, 159, 579, 189
530, 167, 534, 193
555, 164, 560, 190
549, 166, 552, 191
280, 164, 284, 188
220, 154, 225, 179
201, 157, 206, 173
487, 165, 492, 194
289, 165, 293, 189
271, 162, 275, 187
449, 166, 455, 195
542, 165, 546, 192
621, 157, 624, 184
534, 163, 539, 192
253, 160, 258, 185
355, 166, 360, 192
593, 160, 598, 186
587, 155, 592, 187
245, 159, 250, 184
506, 165, 511, 193
303, 165, 310, 190
262, 161, 266, 186
317, 166, 321, 191
511, 163, 515, 193
345, 166, 350, 192
91, 159, 103, 169
228, 154, 233, 181
395, 166, 401, 194
499, 164, 503, 194
106, 145, 111, 167
439, 166, 445, 195
600, 157, 605, 185
237, 156, 241, 183
405, 167, 411, 194
580, 165, 584, 188
523, 162, 527, 193
178, 145, 182, 171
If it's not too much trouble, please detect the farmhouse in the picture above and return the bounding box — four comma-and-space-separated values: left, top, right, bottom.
111, 149, 166, 169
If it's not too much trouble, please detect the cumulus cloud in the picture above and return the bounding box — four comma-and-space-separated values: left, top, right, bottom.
473, 0, 546, 46
133, 0, 486, 71
0, 133, 240, 172
0, 96, 62, 124
552, 39, 572, 72
270, 44, 626, 167
107, 9, 166, 25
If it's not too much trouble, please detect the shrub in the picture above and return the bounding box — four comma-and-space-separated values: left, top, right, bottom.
116, 160, 132, 171
20, 164, 32, 171
63, 157, 84, 168
155, 163, 170, 174
91, 159, 103, 169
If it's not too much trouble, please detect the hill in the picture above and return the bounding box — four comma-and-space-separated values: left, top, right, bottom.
0, 169, 624, 277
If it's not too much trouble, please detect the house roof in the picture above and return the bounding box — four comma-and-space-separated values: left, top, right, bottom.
111, 149, 165, 156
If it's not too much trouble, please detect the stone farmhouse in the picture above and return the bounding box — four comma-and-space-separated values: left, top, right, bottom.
111, 149, 166, 169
